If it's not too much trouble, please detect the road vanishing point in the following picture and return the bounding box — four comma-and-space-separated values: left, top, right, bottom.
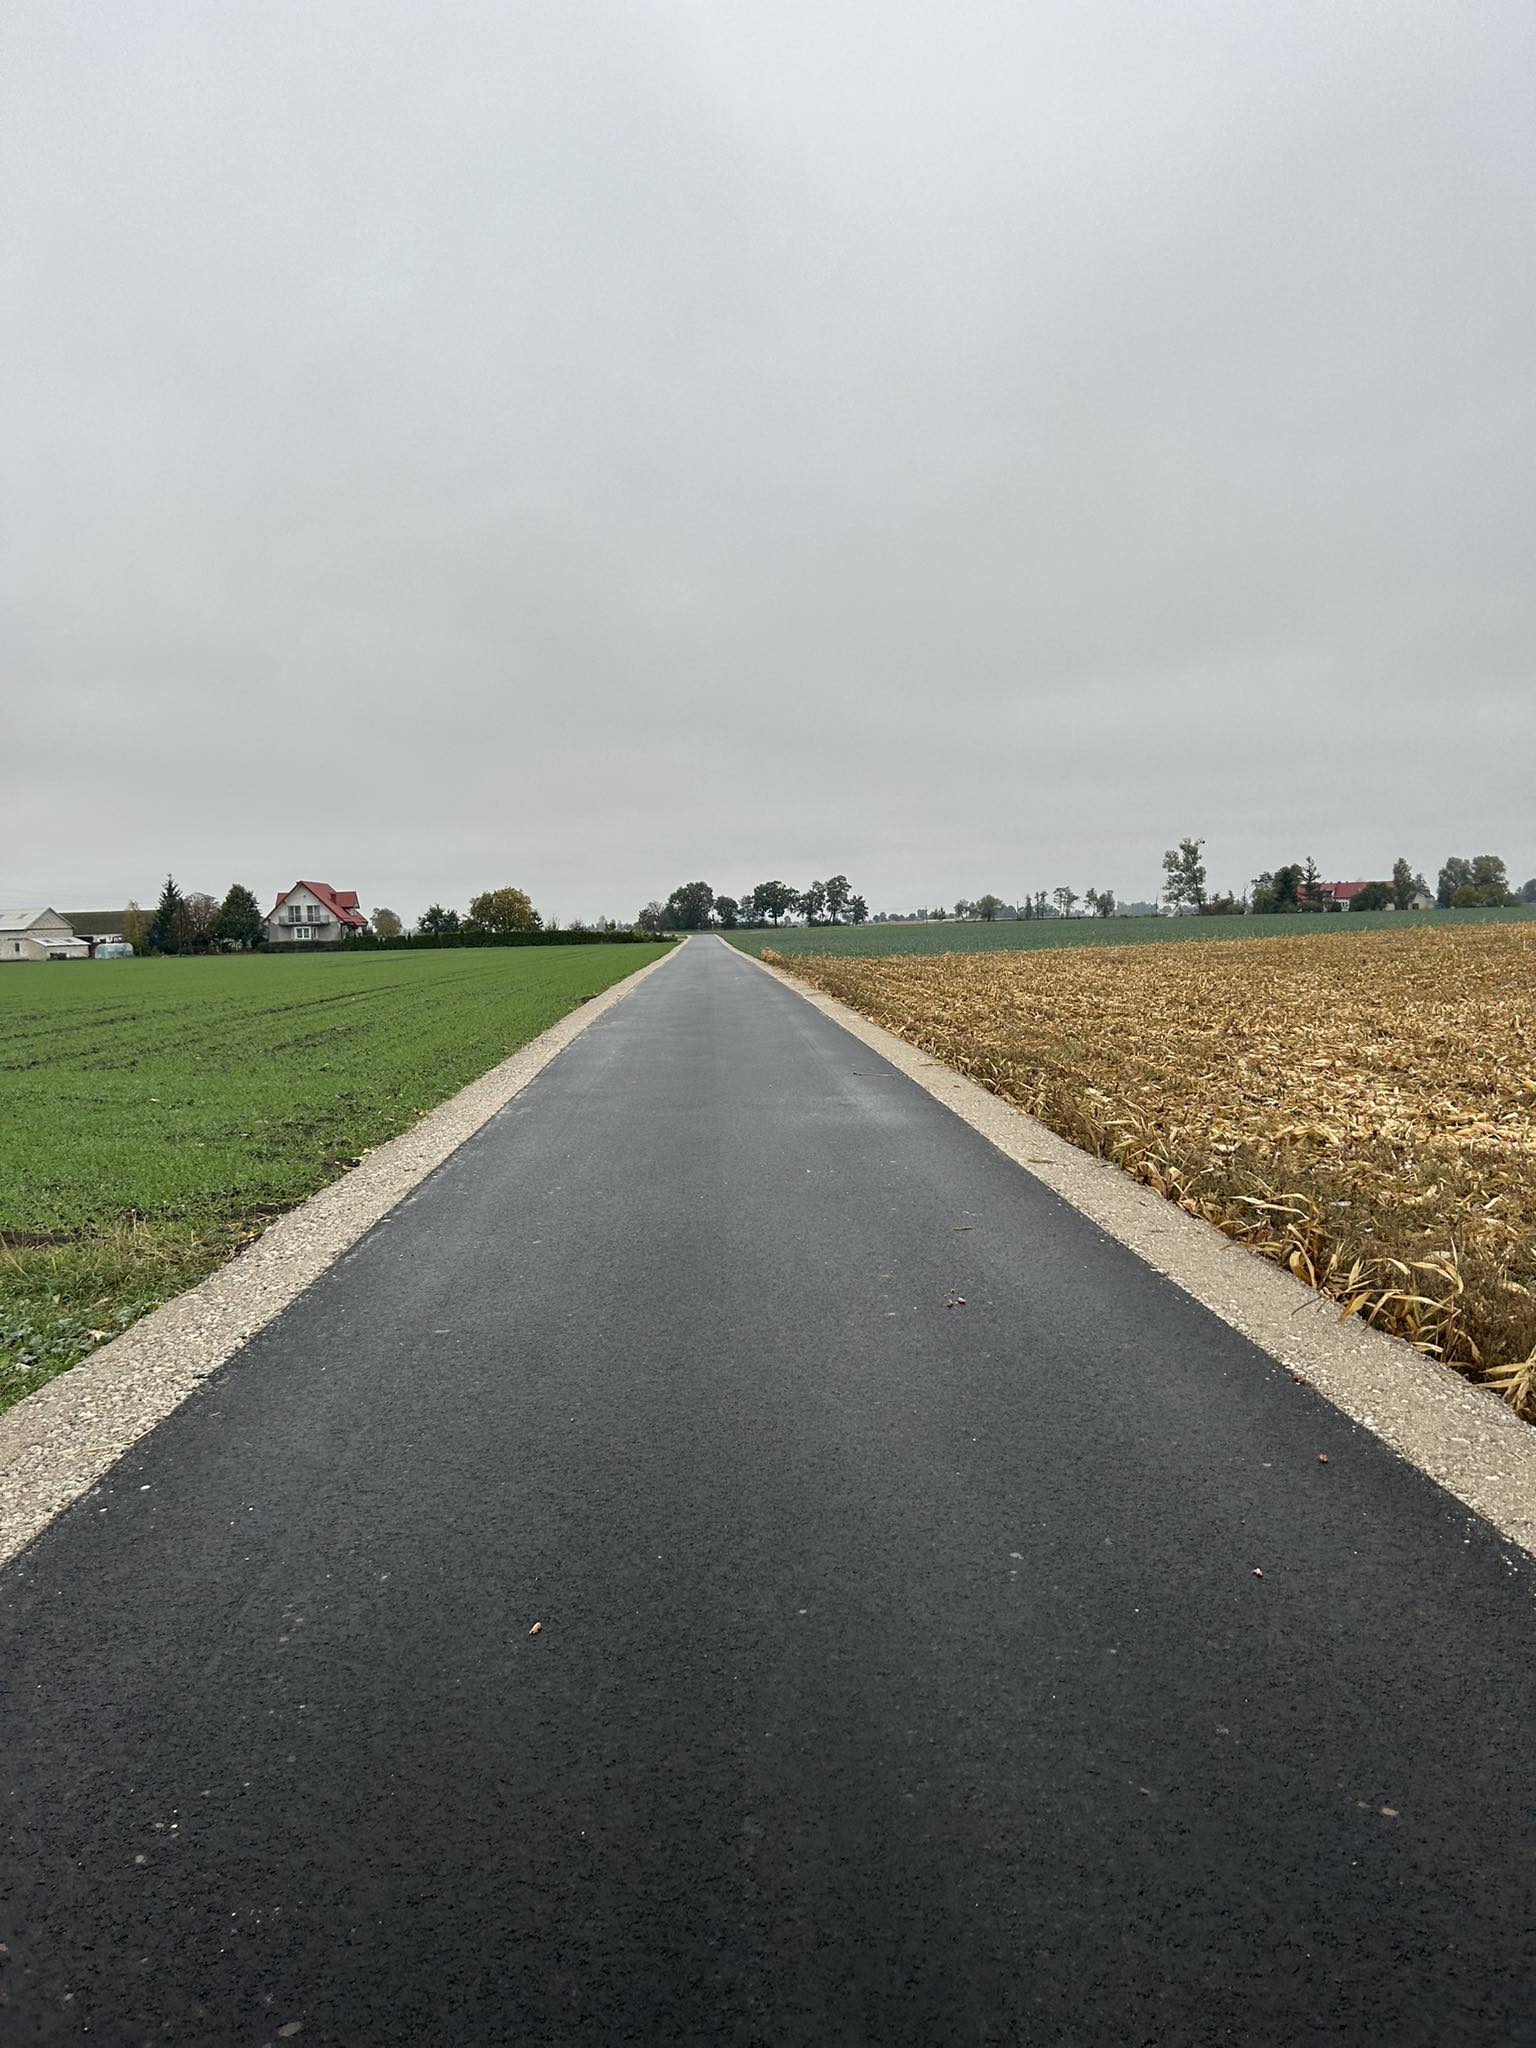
3, 936, 1533, 2044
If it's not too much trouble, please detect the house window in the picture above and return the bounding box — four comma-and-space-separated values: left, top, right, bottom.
286, 904, 303, 923
294, 925, 313, 941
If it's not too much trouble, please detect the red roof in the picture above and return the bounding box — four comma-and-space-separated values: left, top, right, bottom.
268, 881, 368, 928
1318, 881, 1383, 902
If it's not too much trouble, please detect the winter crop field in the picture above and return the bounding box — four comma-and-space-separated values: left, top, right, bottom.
724, 902, 1536, 959
767, 922, 1536, 1419
0, 943, 670, 1411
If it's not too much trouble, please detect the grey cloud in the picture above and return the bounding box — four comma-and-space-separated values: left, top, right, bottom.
4, 0, 1532, 920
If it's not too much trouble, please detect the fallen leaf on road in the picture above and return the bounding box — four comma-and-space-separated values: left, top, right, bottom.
1317, 1453, 1329, 1464
528, 1621, 543, 1636
1251, 1568, 1264, 1578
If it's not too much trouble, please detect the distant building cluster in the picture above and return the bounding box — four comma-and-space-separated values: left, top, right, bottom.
0, 880, 367, 962
0, 908, 96, 962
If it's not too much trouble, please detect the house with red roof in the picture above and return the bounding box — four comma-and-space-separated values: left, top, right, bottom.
1314, 879, 1432, 911
265, 881, 368, 948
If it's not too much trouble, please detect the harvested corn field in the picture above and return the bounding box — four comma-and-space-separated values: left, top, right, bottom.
766, 924, 1536, 1416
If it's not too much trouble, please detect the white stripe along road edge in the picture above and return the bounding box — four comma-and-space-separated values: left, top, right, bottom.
0, 943, 683, 1571
731, 938, 1536, 1564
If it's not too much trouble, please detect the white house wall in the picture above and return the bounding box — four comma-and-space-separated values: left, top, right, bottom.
266, 887, 343, 945
0, 913, 88, 962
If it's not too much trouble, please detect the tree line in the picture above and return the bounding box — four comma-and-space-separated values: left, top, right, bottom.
118, 880, 566, 953
1160, 839, 1531, 915
637, 877, 870, 931
638, 846, 1535, 931
113, 849, 1536, 955
121, 877, 267, 954
1432, 856, 1533, 909
409, 887, 543, 938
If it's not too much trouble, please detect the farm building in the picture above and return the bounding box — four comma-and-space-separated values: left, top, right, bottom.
1316, 880, 1432, 910
1, 909, 91, 962
63, 911, 132, 952
265, 881, 368, 947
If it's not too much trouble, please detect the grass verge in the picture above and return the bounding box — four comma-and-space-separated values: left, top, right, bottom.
0, 944, 670, 1411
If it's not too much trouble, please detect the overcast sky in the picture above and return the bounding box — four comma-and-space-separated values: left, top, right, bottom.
4, 1, 1533, 922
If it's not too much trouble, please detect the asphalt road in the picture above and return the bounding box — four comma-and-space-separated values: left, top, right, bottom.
3, 936, 1534, 2045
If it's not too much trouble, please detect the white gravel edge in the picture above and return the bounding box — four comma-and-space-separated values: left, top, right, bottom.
732, 938, 1536, 1560
0, 944, 682, 1570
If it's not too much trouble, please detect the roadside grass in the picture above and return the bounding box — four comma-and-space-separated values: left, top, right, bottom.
0, 944, 670, 1411
726, 903, 1536, 960
765, 923, 1536, 1418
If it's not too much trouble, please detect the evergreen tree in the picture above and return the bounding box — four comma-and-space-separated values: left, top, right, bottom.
149, 874, 185, 953
215, 882, 264, 950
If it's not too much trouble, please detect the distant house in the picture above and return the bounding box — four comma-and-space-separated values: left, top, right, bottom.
1313, 880, 1434, 912
265, 881, 368, 947
0, 908, 91, 962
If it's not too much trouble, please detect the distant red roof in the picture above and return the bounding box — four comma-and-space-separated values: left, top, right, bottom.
1317, 881, 1380, 902
268, 881, 368, 928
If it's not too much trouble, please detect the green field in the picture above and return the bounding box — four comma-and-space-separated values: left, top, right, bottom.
723, 903, 1536, 959
0, 944, 670, 1411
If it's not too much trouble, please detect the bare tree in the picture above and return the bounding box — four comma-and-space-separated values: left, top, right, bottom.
173, 891, 220, 952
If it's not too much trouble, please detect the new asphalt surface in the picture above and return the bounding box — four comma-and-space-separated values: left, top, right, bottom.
3, 936, 1534, 2045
